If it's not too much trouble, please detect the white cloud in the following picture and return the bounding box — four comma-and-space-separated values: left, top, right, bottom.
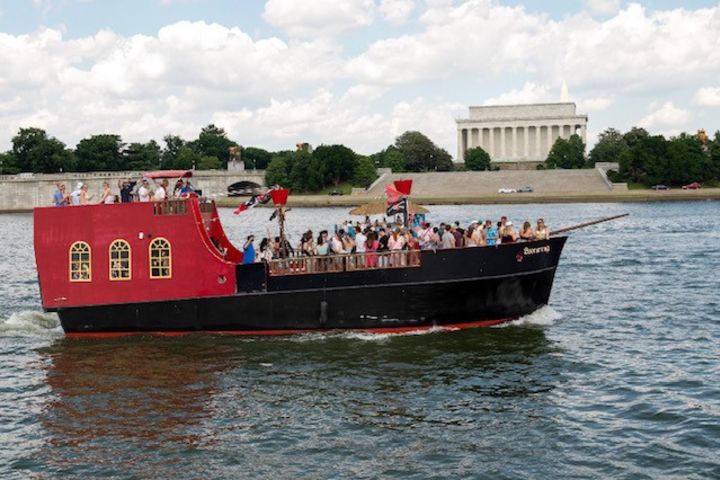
693, 87, 720, 107
483, 82, 554, 105
211, 89, 462, 154
347, 1, 720, 92
638, 101, 691, 133
379, 0, 415, 25
263, 0, 375, 37
584, 0, 620, 16
580, 96, 614, 111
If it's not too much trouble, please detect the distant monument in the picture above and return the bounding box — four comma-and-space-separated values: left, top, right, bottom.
456, 84, 588, 168
227, 146, 244, 171
296, 142, 313, 153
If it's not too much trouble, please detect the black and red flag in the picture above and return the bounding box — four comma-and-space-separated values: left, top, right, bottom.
233, 190, 273, 214
386, 197, 407, 216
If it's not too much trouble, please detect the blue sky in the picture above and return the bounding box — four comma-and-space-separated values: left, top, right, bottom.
1, 0, 719, 155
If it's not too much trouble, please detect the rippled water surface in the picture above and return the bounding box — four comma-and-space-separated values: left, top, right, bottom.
1, 202, 719, 479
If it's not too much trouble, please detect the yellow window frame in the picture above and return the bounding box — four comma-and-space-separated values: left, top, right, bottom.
149, 237, 172, 279
69, 241, 92, 282
109, 239, 132, 281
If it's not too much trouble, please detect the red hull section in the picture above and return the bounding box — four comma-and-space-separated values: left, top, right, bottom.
63, 318, 511, 339
34, 198, 239, 310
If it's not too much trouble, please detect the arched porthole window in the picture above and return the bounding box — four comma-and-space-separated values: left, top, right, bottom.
149, 238, 172, 279
69, 241, 91, 282
109, 240, 131, 281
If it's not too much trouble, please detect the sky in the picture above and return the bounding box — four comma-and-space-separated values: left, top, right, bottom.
1, 0, 719, 157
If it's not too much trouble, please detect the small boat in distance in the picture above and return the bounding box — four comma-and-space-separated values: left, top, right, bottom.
33, 177, 625, 338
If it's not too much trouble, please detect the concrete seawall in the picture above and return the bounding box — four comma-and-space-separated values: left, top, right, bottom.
0, 170, 265, 212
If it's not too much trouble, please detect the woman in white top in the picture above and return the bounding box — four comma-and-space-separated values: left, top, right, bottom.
138, 179, 151, 202
98, 181, 116, 204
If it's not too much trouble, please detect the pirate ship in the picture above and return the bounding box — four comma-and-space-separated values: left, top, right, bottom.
33, 173, 622, 337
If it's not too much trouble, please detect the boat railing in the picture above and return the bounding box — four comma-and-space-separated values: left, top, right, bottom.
268, 250, 421, 276
152, 199, 188, 215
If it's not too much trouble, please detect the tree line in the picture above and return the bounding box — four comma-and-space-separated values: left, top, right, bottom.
0, 126, 461, 193
591, 127, 720, 186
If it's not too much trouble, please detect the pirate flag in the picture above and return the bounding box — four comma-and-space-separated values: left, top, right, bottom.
386, 197, 407, 216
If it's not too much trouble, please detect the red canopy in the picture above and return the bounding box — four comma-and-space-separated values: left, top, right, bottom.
143, 170, 193, 179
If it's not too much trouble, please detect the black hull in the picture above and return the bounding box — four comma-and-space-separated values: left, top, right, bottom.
56, 237, 566, 335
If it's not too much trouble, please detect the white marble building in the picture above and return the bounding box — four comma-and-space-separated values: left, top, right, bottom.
456, 103, 588, 164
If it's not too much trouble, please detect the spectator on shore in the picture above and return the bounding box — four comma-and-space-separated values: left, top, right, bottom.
53, 183, 69, 207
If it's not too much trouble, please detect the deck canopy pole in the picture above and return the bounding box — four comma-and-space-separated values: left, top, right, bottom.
551, 213, 629, 236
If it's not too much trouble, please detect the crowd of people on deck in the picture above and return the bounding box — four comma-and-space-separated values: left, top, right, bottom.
52, 177, 196, 206
241, 215, 550, 265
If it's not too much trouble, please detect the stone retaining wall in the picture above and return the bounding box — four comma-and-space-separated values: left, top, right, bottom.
0, 170, 265, 211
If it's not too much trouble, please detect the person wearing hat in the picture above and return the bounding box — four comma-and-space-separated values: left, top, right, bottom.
501, 220, 518, 244
138, 178, 151, 202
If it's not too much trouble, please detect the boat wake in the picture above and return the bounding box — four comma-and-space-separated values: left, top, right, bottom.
496, 305, 563, 328
0, 310, 63, 338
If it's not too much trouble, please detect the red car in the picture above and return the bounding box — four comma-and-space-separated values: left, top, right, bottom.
682, 182, 701, 190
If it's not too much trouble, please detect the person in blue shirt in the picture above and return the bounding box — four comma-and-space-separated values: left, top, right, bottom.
53, 183, 68, 207
243, 235, 256, 264
485, 219, 498, 246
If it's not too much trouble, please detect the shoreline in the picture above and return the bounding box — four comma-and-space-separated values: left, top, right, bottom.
215, 189, 720, 208
4, 189, 718, 213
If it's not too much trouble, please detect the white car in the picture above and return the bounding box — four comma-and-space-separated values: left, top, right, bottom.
498, 187, 516, 193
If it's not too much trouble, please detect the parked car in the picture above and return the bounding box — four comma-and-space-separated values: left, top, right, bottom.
329, 190, 344, 196
682, 182, 701, 190
650, 185, 670, 191
498, 188, 516, 194
516, 186, 534, 193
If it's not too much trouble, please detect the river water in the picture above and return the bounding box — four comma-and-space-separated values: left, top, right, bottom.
1, 201, 718, 479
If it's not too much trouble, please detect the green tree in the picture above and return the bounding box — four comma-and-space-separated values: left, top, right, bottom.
589, 128, 627, 166
11, 127, 74, 173
618, 134, 668, 184
197, 155, 223, 170
161, 134, 185, 169
124, 140, 161, 171
382, 148, 405, 172
313, 144, 354, 186
709, 131, 720, 180
265, 157, 290, 187
242, 147, 273, 170
175, 146, 200, 170
394, 131, 454, 172
289, 150, 324, 192
545, 134, 586, 169
464, 146, 492, 171
75, 134, 125, 171
665, 134, 704, 184
352, 156, 378, 188
0, 152, 21, 175
623, 127, 650, 148
189, 124, 237, 168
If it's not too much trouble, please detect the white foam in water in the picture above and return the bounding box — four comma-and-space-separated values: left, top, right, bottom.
0, 311, 63, 338
282, 325, 457, 343
497, 305, 563, 328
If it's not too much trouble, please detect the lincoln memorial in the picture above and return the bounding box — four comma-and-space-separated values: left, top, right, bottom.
456, 103, 588, 166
